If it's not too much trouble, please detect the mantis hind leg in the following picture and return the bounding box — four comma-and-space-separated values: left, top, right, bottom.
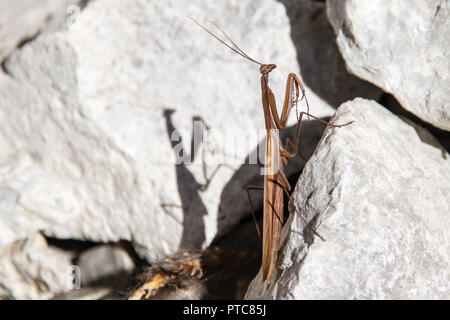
245, 185, 285, 243
276, 169, 326, 242
246, 186, 264, 242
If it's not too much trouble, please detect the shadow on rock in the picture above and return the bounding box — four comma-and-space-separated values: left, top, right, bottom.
276, 0, 380, 108
162, 109, 207, 250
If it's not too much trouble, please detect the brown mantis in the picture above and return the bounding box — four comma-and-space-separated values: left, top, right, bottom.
190, 17, 353, 291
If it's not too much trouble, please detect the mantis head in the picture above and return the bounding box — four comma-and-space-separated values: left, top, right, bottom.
260, 64, 277, 74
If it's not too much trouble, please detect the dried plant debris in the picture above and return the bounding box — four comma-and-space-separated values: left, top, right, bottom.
128, 247, 256, 300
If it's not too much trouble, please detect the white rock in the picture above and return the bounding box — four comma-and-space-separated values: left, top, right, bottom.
326, 0, 450, 131
246, 98, 449, 299
77, 245, 134, 285
0, 0, 381, 263
0, 0, 81, 61
0, 232, 74, 299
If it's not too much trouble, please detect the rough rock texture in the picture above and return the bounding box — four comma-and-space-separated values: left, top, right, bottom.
0, 233, 74, 299
246, 98, 449, 299
327, 0, 450, 131
77, 245, 134, 285
0, 0, 378, 264
0, 0, 81, 61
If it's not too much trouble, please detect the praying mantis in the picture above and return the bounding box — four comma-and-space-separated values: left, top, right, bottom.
190, 17, 353, 291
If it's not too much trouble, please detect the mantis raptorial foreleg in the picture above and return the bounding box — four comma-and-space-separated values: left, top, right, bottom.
282, 111, 354, 163
267, 73, 353, 163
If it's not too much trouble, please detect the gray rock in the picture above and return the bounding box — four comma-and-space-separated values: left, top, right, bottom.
326, 0, 450, 131
0, 232, 74, 299
51, 287, 112, 300
77, 245, 134, 285
0, 0, 374, 263
246, 98, 449, 299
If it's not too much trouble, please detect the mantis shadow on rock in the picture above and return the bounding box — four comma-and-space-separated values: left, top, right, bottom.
162, 109, 207, 250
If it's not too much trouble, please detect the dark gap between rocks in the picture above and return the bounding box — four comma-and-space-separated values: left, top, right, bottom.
78, 0, 91, 10
45, 237, 147, 266
379, 93, 450, 153
45, 236, 97, 254
204, 215, 262, 299
45, 236, 149, 299
16, 33, 40, 51
277, 0, 381, 109
1, 59, 10, 75
128, 214, 262, 300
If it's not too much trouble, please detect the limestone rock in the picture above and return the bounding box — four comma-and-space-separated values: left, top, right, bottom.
0, 233, 74, 299
327, 0, 450, 130
0, 0, 81, 61
77, 245, 134, 285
